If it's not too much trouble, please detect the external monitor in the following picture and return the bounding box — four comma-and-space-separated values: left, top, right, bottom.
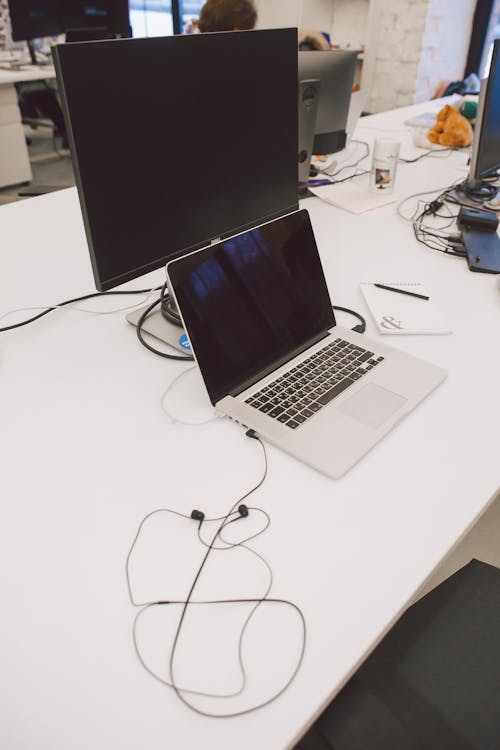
9, 0, 64, 41
53, 29, 298, 295
298, 49, 357, 156
9, 0, 130, 43
468, 38, 500, 188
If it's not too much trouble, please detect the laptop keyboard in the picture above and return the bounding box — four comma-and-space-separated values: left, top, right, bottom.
245, 338, 384, 430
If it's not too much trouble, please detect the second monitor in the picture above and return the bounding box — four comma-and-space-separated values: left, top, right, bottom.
298, 49, 357, 187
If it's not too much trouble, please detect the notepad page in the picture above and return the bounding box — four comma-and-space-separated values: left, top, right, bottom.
360, 282, 452, 335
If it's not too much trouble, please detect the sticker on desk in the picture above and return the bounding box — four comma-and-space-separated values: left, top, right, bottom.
178, 333, 192, 351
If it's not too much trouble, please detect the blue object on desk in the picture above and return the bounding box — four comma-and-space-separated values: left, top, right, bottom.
308, 179, 333, 187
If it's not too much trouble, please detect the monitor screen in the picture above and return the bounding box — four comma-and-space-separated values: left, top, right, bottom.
9, 0, 63, 40
298, 49, 357, 155
470, 38, 500, 183
53, 29, 299, 291
9, 0, 130, 42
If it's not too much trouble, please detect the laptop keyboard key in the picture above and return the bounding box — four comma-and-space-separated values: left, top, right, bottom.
259, 403, 273, 413
269, 406, 285, 418
318, 378, 354, 405
357, 351, 373, 362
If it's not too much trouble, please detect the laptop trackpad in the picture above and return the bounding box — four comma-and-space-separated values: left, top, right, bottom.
338, 383, 407, 429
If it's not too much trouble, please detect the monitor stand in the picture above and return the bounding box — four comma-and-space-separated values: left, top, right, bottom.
126, 278, 191, 353
27, 40, 38, 66
298, 78, 320, 199
298, 183, 315, 199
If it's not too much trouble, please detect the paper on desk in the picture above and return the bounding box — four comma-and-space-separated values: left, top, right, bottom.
309, 174, 398, 214
360, 282, 452, 334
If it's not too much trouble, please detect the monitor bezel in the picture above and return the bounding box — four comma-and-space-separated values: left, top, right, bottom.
468, 38, 500, 185
53, 29, 299, 292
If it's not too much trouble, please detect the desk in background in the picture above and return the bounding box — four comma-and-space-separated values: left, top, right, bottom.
1, 101, 500, 750
0, 64, 56, 187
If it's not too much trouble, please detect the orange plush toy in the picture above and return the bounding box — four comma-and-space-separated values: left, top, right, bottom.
427, 104, 473, 147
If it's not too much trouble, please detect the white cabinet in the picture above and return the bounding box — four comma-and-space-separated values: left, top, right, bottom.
0, 82, 32, 186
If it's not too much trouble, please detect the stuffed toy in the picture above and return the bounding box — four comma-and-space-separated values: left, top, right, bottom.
427, 104, 473, 147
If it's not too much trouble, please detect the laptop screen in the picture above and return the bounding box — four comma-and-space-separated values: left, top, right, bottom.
168, 210, 335, 405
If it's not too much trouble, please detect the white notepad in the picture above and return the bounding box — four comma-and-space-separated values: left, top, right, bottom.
360, 282, 452, 335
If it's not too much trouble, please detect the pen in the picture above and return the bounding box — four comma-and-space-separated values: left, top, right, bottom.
374, 283, 430, 300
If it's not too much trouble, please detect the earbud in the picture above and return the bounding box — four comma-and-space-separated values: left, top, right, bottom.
190, 509, 205, 522
238, 504, 249, 518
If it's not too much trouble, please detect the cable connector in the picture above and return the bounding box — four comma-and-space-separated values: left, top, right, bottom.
427, 199, 444, 214
447, 234, 464, 245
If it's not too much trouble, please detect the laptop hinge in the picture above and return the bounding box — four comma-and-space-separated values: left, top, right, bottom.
229, 330, 331, 398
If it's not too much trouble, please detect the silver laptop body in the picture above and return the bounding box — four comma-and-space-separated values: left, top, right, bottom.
166, 210, 446, 478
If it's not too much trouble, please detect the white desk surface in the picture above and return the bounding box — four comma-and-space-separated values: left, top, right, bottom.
1, 101, 500, 750
0, 63, 56, 85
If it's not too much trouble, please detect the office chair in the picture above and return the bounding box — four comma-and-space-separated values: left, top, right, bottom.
295, 560, 500, 750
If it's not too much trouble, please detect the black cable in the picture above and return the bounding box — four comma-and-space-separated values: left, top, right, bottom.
135, 287, 193, 361
160, 284, 183, 326
332, 168, 371, 185
0, 281, 193, 361
333, 305, 366, 334
412, 221, 466, 257
399, 147, 456, 163
454, 178, 499, 204
0, 287, 162, 333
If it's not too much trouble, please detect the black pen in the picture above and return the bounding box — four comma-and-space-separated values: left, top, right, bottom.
374, 283, 429, 301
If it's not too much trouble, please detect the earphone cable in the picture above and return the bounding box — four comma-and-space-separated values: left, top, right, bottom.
126, 431, 307, 717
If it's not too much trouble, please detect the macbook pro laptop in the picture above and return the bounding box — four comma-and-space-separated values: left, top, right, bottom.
166, 209, 447, 478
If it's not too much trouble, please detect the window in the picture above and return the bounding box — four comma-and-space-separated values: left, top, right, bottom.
480, 1, 500, 78
128, 0, 205, 38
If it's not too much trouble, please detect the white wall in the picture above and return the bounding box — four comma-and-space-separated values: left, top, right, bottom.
363, 0, 429, 113
415, 0, 476, 102
254, 0, 301, 28
256, 0, 476, 113
330, 0, 370, 50
0, 0, 9, 50
362, 0, 476, 113
255, 0, 334, 32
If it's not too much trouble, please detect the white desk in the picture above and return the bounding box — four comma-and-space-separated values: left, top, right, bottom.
0, 64, 56, 187
1, 103, 500, 750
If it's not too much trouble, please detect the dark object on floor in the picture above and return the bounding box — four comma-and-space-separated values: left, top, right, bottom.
18, 184, 70, 197
295, 560, 500, 750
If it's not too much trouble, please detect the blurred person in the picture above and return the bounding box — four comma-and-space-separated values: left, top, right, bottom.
192, 0, 330, 50
197, 0, 257, 33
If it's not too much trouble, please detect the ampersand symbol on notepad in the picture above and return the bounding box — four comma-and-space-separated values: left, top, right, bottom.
381, 316, 403, 330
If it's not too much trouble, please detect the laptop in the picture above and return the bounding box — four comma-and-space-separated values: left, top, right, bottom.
166, 209, 447, 478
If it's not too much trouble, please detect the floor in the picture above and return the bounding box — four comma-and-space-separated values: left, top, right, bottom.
2, 126, 500, 590
0, 123, 75, 205
417, 488, 500, 598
